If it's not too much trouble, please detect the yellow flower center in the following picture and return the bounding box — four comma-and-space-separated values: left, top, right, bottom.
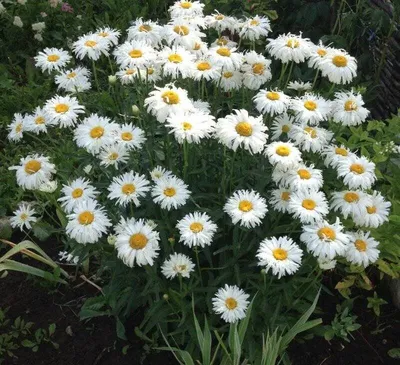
276, 145, 290, 156
147, 67, 154, 75
16, 123, 23, 133
90, 126, 104, 139
302, 199, 316, 210
332, 55, 348, 67
84, 40, 97, 48
129, 233, 148, 249
344, 100, 358, 111
180, 1, 192, 8
250, 19, 259, 26
197, 61, 211, 71
273, 248, 288, 261
24, 160, 41, 174
175, 264, 187, 272
216, 47, 231, 57
304, 100, 317, 111
318, 227, 336, 240
225, 297, 237, 310
215, 14, 225, 20
193, 42, 201, 50
235, 122, 253, 137
164, 187, 176, 197
122, 183, 136, 195
281, 191, 290, 201
183, 122, 192, 130
335, 147, 348, 156
190, 222, 203, 233
129, 49, 143, 58
98, 32, 108, 37
344, 192, 359, 203
317, 49, 327, 57
78, 211, 94, 225
67, 72, 77, 79
162, 91, 180, 104
286, 39, 300, 48
72, 188, 83, 198
125, 69, 135, 75
239, 200, 253, 212
350, 163, 365, 174
366, 206, 377, 214
168, 53, 183, 63
252, 62, 265, 75
139, 24, 152, 32
121, 131, 133, 141
297, 169, 311, 180
304, 127, 317, 138
173, 25, 189, 36
55, 103, 69, 113
20, 213, 28, 221
47, 54, 60, 62
223, 71, 233, 78
282, 125, 290, 133
35, 116, 45, 125
354, 239, 367, 252
109, 152, 119, 160
266, 91, 280, 101
216, 37, 228, 46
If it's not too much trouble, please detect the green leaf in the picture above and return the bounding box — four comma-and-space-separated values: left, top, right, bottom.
21, 339, 35, 348
388, 348, 400, 359
48, 323, 56, 336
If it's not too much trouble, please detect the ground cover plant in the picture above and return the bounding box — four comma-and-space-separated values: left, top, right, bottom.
1, 0, 400, 364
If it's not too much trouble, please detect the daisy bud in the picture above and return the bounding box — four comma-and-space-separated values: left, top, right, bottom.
168, 237, 175, 245
163, 294, 169, 301
131, 105, 140, 116
260, 269, 267, 275
108, 75, 117, 85
38, 180, 58, 193
13, 16, 23, 28
83, 164, 93, 174
107, 235, 117, 245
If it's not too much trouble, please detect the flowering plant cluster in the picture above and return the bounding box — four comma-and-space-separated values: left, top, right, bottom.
3, 0, 397, 360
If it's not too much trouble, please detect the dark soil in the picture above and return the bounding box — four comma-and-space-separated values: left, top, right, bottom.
0, 239, 399, 365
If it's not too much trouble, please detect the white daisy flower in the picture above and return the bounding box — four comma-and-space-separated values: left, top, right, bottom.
38, 179, 58, 193
308, 41, 332, 69
241, 51, 272, 90
216, 109, 268, 154
288, 189, 329, 223
159, 45, 195, 79
113, 40, 156, 69
218, 69, 243, 91
166, 109, 216, 144
127, 18, 163, 46
271, 165, 292, 187
345, 230, 379, 267
190, 100, 211, 114
224, 189, 268, 228
287, 80, 312, 92
176, 212, 218, 248
150, 166, 174, 182
285, 164, 323, 191
330, 190, 372, 219
317, 257, 337, 270
138, 65, 162, 83
353, 191, 391, 228
239, 15, 271, 41
116, 67, 139, 84
270, 113, 295, 140
290, 93, 331, 125
264, 141, 302, 168
266, 33, 312, 63
144, 84, 193, 123
151, 175, 191, 210
73, 33, 110, 60
191, 59, 220, 81
212, 285, 250, 323
9, 154, 56, 190
164, 22, 205, 49
209, 46, 243, 70
58, 177, 99, 213
161, 253, 195, 279
55, 66, 91, 93
289, 124, 333, 153
7, 113, 25, 142
319, 49, 357, 84
10, 203, 38, 231
269, 188, 292, 213
74, 114, 117, 155
331, 90, 369, 126
66, 199, 111, 244
205, 12, 236, 33
257, 236, 303, 278
336, 155, 376, 190
253, 90, 290, 116
96, 26, 121, 46
211, 36, 237, 49
107, 171, 150, 207
169, 1, 204, 19
323, 144, 354, 168
34, 47, 71, 72
115, 123, 146, 150
300, 218, 350, 260
188, 40, 208, 56
115, 218, 160, 267
99, 144, 129, 169
44, 95, 85, 128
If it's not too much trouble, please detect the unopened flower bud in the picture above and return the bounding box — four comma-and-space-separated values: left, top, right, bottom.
131, 105, 140, 116
163, 294, 169, 301
108, 75, 117, 85
107, 235, 117, 245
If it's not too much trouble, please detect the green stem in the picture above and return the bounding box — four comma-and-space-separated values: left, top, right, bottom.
311, 68, 320, 90
92, 60, 100, 91
284, 61, 294, 88
194, 247, 203, 286
278, 62, 289, 88
183, 141, 189, 181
